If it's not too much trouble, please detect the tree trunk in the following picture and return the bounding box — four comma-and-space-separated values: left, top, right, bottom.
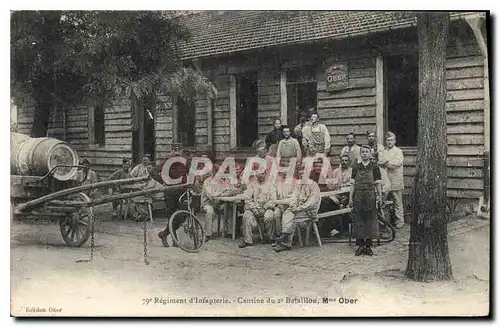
405, 12, 452, 281
31, 90, 52, 137
30, 11, 61, 138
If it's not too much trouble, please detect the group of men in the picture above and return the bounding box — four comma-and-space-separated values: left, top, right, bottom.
192, 119, 404, 253
74, 110, 405, 252
75, 155, 164, 220
263, 112, 405, 229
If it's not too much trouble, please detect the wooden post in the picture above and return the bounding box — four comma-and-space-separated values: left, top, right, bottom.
171, 96, 178, 144
206, 96, 213, 150
229, 75, 237, 149
280, 71, 287, 124
62, 105, 67, 141
138, 98, 145, 160
375, 56, 385, 139
88, 106, 95, 145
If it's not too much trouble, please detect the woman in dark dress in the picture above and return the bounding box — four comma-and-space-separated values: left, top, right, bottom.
348, 145, 383, 256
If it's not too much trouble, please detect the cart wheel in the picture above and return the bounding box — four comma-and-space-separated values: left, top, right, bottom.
60, 193, 93, 247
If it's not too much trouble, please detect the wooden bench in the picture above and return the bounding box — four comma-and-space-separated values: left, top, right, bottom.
315, 200, 394, 246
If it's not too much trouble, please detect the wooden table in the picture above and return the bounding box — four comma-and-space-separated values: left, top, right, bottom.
214, 187, 352, 240
214, 194, 246, 240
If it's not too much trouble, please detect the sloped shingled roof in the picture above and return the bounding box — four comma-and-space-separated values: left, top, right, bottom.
178, 11, 484, 60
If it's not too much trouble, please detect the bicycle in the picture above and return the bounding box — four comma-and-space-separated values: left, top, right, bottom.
158, 188, 206, 253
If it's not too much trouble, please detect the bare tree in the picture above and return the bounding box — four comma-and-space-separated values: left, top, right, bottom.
405, 12, 453, 281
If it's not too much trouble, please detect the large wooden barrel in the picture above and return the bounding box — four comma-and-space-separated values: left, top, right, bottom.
11, 135, 79, 181
10, 133, 30, 151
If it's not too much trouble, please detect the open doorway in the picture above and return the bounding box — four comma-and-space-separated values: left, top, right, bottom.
385, 52, 419, 146
286, 66, 318, 128
236, 72, 258, 148
132, 94, 156, 165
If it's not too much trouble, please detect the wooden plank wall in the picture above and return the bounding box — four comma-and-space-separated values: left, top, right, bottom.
317, 57, 377, 167
257, 70, 281, 140
65, 106, 89, 147
75, 99, 133, 179
46, 107, 65, 140
15, 105, 65, 139
195, 96, 209, 147
398, 41, 484, 199
212, 75, 231, 153
16, 106, 34, 136
155, 95, 174, 163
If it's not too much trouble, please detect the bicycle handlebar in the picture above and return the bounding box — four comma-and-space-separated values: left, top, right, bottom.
178, 187, 201, 204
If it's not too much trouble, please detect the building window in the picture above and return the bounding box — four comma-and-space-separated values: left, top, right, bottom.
286, 66, 318, 128
94, 104, 105, 146
385, 53, 419, 146
236, 72, 258, 147
177, 98, 196, 147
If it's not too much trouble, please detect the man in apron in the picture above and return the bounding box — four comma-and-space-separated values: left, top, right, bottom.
276, 125, 302, 163
301, 113, 331, 157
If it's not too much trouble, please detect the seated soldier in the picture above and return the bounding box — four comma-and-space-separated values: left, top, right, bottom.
130, 156, 151, 178
324, 154, 354, 236
199, 165, 237, 242
274, 163, 321, 253
272, 159, 298, 246
108, 158, 131, 220
76, 159, 99, 198
238, 171, 278, 248
308, 157, 339, 237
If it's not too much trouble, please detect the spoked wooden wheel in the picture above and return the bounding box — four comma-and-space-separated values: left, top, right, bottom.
60, 193, 93, 247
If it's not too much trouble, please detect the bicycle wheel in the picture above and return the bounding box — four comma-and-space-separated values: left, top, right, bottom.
168, 210, 205, 253
376, 205, 395, 242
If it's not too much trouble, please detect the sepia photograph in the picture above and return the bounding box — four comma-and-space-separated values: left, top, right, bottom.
9, 8, 491, 317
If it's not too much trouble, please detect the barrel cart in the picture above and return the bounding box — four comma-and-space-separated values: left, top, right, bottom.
10, 132, 96, 247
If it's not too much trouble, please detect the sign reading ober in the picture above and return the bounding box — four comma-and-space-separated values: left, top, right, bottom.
325, 62, 348, 92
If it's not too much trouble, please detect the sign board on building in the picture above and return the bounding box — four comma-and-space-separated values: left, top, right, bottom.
325, 62, 348, 92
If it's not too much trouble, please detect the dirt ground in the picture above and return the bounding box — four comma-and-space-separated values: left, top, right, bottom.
10, 206, 490, 317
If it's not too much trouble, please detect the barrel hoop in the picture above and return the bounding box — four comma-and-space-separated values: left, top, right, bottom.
27, 138, 50, 175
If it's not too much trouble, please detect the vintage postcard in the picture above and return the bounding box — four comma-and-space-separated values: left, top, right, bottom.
9, 9, 490, 317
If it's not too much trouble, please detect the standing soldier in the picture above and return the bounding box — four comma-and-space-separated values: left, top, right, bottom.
341, 133, 361, 165
250, 141, 277, 183
265, 119, 284, 157
302, 112, 331, 157
366, 131, 385, 163
378, 131, 405, 229
293, 116, 310, 153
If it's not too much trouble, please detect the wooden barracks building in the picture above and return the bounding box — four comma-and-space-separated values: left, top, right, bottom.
16, 11, 490, 202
